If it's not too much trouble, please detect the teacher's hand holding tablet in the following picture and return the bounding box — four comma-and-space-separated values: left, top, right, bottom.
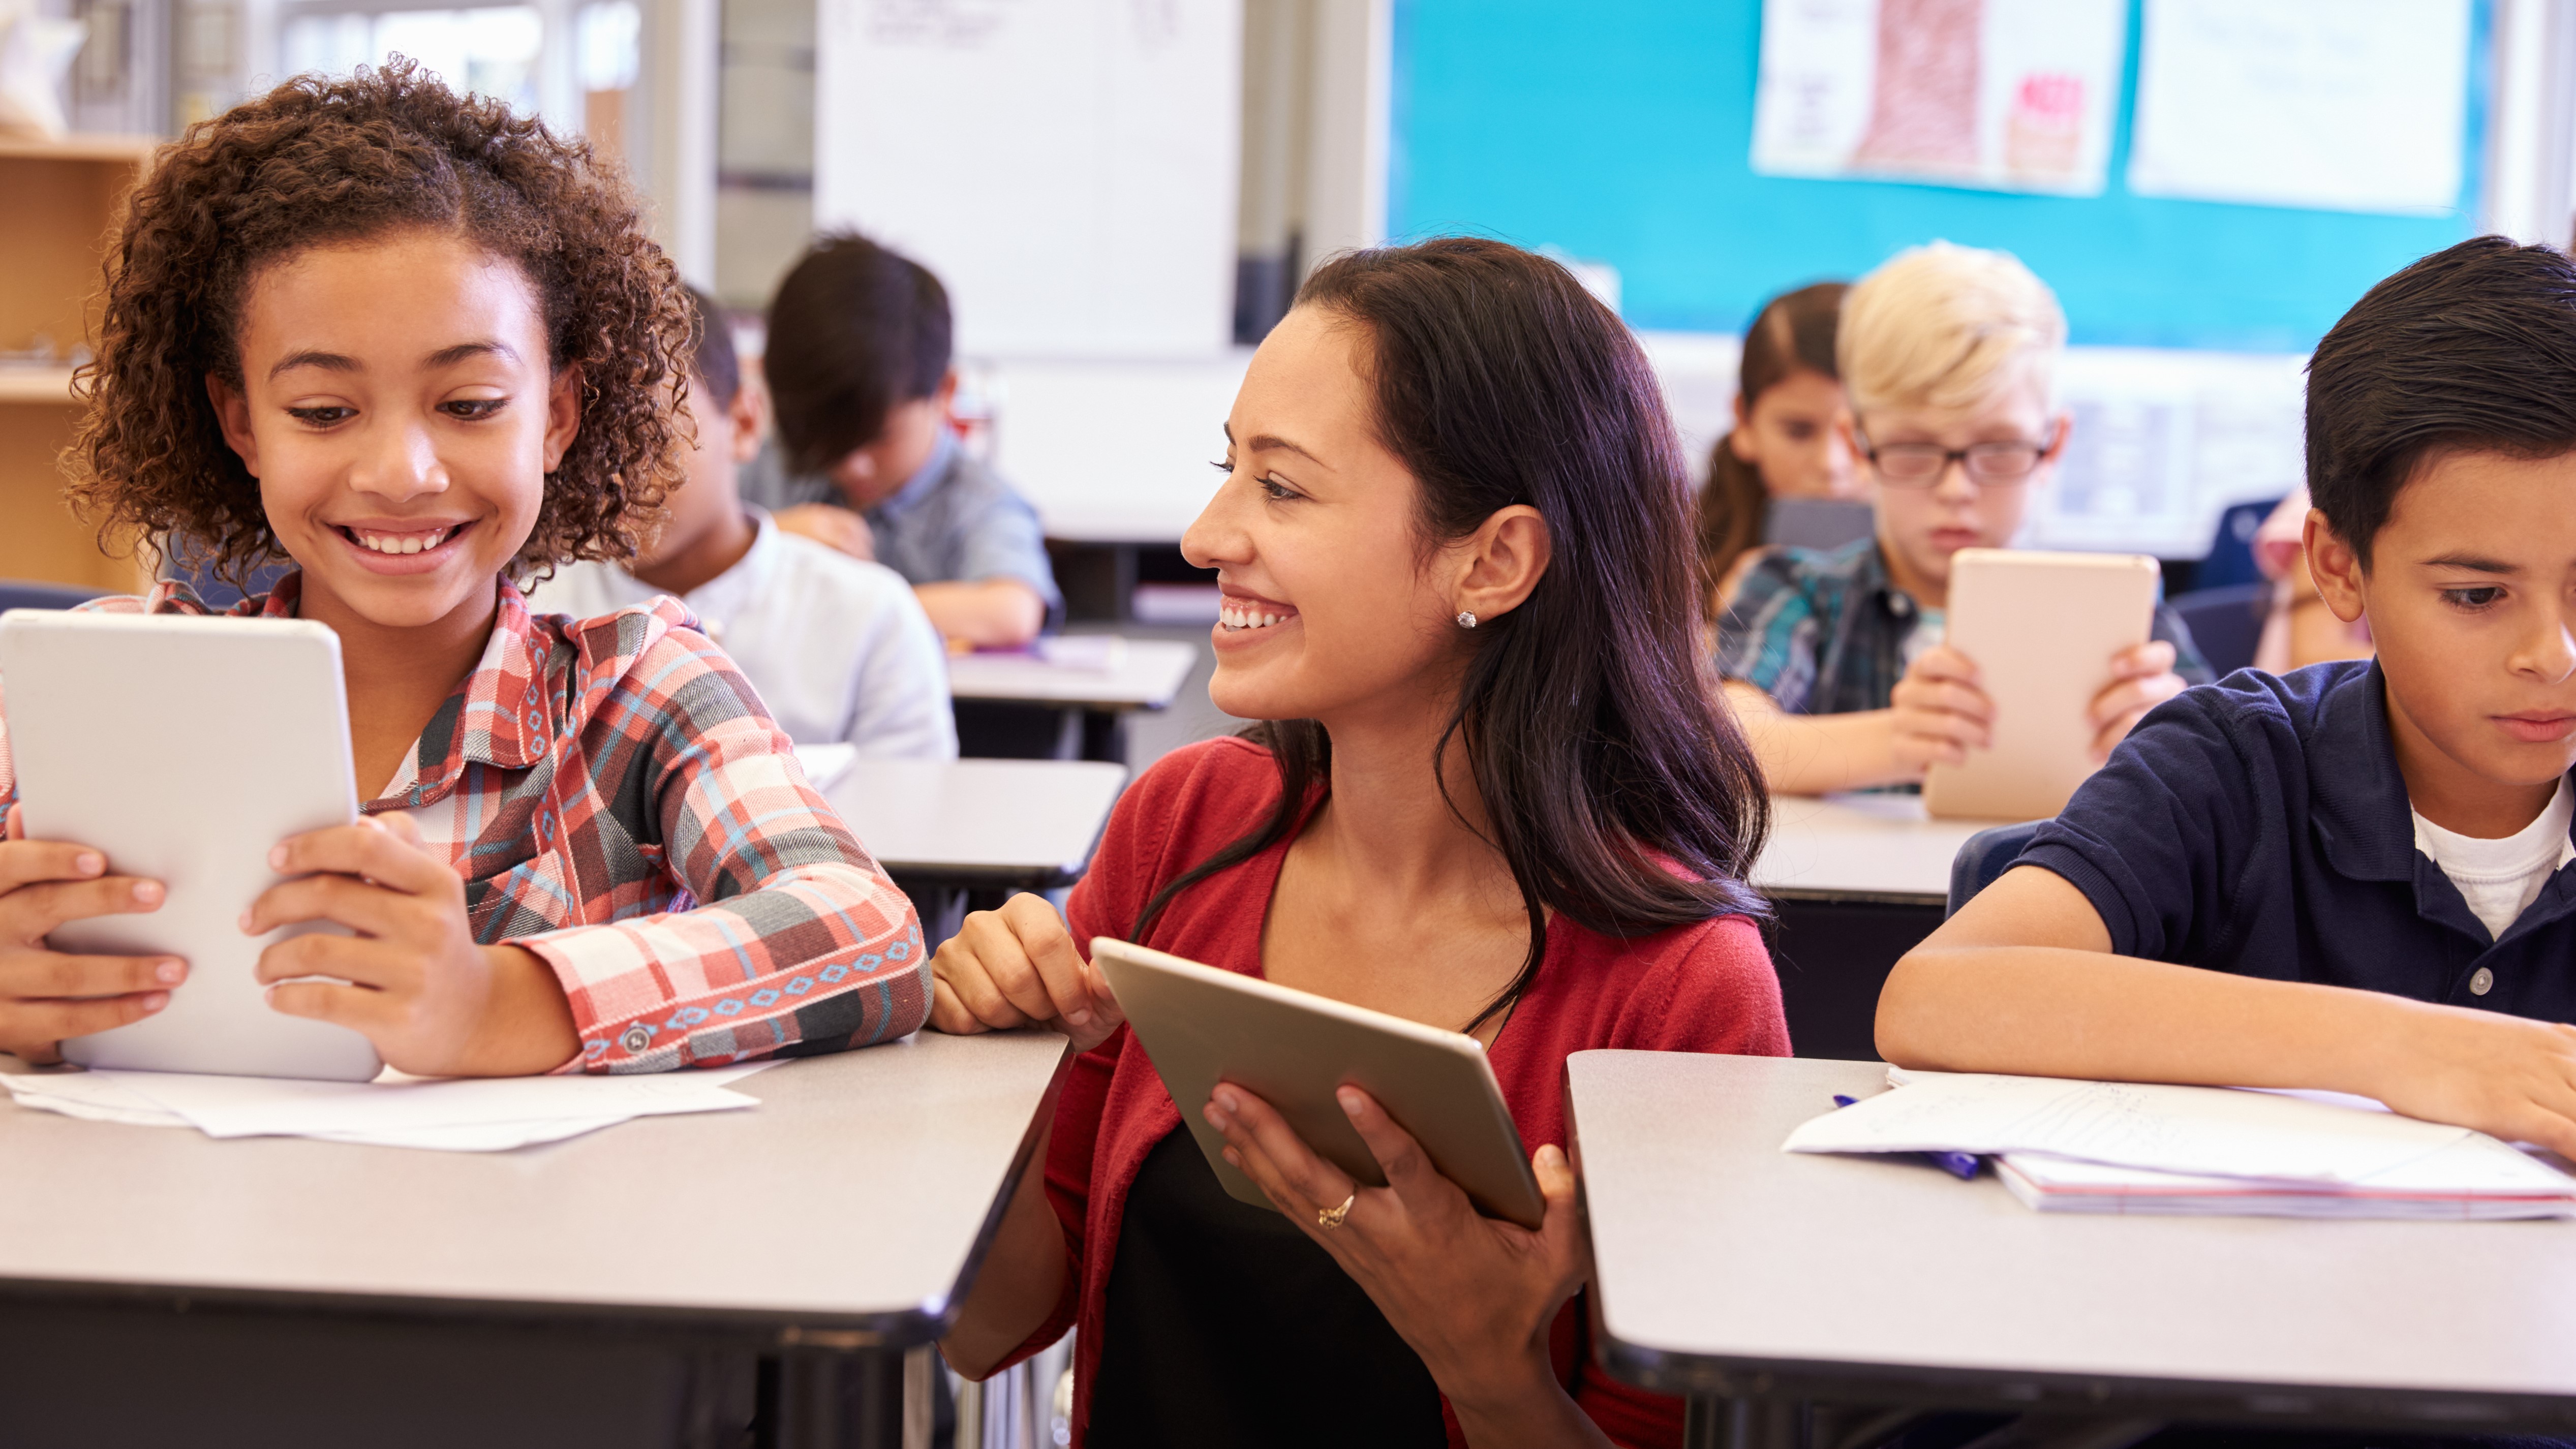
0, 804, 183, 1060
929, 894, 1126, 1053
1204, 1081, 1591, 1416
241, 813, 579, 1076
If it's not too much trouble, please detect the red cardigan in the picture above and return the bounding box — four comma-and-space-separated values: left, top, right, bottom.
1013, 737, 1791, 1447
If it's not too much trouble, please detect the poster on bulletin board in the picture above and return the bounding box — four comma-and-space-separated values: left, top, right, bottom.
2127, 0, 2471, 216
1750, 0, 2128, 197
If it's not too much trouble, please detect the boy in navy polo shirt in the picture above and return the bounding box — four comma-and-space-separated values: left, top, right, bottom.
1878, 236, 2576, 1160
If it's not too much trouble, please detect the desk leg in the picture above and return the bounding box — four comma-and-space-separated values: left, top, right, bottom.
1687, 1397, 1807, 1449
754, 1350, 904, 1449
1078, 708, 1127, 765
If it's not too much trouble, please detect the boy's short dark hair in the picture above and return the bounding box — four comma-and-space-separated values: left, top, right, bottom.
2308, 235, 2576, 568
685, 286, 740, 409
764, 234, 951, 476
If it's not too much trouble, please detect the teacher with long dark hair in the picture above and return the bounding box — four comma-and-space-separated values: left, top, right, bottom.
932, 236, 1789, 1449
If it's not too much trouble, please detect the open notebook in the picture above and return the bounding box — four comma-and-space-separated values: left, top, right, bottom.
1784, 1067, 2576, 1220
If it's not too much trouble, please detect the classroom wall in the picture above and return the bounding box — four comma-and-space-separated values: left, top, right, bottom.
1388, 0, 2490, 353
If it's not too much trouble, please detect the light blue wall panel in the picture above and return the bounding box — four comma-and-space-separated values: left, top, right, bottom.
1389, 0, 2489, 352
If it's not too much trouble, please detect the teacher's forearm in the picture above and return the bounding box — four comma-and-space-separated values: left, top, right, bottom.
939, 1123, 1070, 1380
1447, 1361, 1617, 1449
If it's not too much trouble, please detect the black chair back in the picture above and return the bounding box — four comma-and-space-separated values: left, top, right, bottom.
2169, 581, 2270, 680
1947, 820, 2046, 917
2192, 497, 2286, 591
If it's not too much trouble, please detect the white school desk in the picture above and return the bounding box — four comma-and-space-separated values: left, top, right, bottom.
0, 1031, 1072, 1449
1567, 1053, 2576, 1447
1751, 795, 2017, 1060
1753, 792, 2010, 907
947, 637, 1201, 764
945, 638, 1199, 713
826, 758, 1129, 893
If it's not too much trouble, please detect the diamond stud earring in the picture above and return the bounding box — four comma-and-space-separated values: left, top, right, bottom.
1455, 611, 1478, 629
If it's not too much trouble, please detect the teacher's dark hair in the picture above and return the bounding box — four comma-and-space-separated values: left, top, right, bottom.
1133, 236, 1773, 1033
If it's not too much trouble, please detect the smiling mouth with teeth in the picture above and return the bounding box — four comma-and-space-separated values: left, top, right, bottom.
343, 523, 463, 556
1219, 605, 1291, 632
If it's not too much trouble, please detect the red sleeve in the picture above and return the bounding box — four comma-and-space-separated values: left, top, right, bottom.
1064, 737, 1244, 949
994, 742, 1244, 1369
992, 1029, 1119, 1371
1571, 915, 1790, 1446
1609, 916, 1793, 1058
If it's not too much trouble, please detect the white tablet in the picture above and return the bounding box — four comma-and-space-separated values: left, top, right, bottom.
1922, 548, 2161, 822
1090, 937, 1546, 1228
0, 609, 383, 1080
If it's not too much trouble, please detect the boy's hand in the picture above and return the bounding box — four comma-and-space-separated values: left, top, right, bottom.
773, 503, 876, 562
0, 806, 183, 1062
2371, 1006, 2576, 1161
245, 814, 577, 1076
1889, 645, 1994, 775
2087, 640, 2187, 763
928, 892, 1124, 1054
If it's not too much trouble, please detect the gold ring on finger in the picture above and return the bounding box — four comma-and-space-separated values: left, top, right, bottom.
1316, 1192, 1355, 1230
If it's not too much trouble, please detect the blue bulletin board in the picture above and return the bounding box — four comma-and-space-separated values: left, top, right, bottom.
1388, 0, 2491, 353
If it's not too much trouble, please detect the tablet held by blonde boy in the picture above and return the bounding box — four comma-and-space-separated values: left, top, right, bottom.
1880, 238, 2576, 1158
0, 65, 927, 1075
1716, 242, 2208, 795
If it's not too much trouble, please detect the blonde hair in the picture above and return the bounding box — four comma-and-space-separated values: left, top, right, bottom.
1837, 241, 2065, 416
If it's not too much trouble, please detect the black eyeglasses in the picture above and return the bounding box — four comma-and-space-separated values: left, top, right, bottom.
1860, 436, 2053, 487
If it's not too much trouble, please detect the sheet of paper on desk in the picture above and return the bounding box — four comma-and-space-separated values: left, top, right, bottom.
1031, 635, 1124, 671
1782, 1067, 2572, 1190
0, 1063, 774, 1151
791, 742, 858, 790
1995, 1142, 2576, 1219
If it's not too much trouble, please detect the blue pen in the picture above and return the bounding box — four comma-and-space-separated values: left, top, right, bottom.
1832, 1094, 1981, 1181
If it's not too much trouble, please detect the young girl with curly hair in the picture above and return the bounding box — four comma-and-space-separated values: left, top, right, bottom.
0, 61, 928, 1076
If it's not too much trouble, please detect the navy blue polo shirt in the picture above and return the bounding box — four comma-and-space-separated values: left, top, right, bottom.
2019, 659, 2576, 1022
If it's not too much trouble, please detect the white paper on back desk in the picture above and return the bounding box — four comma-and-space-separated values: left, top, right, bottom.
1781, 1067, 2576, 1219
0, 1062, 775, 1151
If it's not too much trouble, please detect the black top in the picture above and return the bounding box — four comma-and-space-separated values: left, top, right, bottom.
1085, 1131, 1447, 1447
2023, 659, 2576, 1016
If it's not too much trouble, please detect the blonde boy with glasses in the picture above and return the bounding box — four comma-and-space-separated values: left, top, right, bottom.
1715, 241, 2209, 796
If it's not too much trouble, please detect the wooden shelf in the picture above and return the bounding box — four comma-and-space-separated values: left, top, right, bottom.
0, 368, 77, 404
0, 135, 158, 164
1, 136, 150, 591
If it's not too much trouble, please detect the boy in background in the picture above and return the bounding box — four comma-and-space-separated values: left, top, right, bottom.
1879, 237, 2576, 1158
747, 235, 1062, 649
1716, 242, 2207, 795
534, 288, 957, 759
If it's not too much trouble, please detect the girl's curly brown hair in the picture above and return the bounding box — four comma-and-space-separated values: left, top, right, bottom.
69, 58, 691, 587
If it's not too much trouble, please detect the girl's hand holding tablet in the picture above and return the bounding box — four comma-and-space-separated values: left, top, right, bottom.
243, 813, 578, 1076
1203, 1082, 1593, 1436
0, 806, 182, 1060
929, 893, 1125, 1054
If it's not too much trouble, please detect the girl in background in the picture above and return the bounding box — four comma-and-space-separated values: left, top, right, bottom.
1696, 281, 1856, 609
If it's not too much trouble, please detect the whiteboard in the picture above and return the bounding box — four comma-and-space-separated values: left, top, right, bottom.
813, 0, 1244, 360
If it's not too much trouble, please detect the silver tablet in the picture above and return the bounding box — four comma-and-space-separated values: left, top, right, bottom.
0, 609, 383, 1080
1922, 548, 2161, 822
1090, 937, 1545, 1228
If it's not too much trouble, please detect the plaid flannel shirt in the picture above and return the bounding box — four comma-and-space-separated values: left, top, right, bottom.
1715, 537, 2212, 714
0, 573, 928, 1072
